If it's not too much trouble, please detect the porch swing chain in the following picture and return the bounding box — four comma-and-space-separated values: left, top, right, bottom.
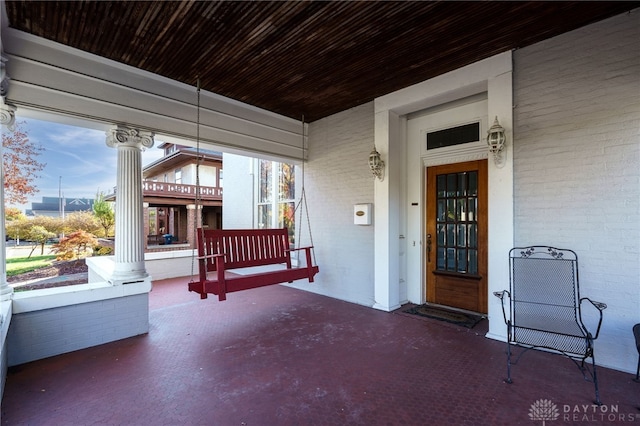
189, 78, 205, 282
295, 116, 317, 265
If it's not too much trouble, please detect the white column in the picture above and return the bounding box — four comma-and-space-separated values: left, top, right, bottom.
372, 109, 402, 312
106, 125, 154, 283
0, 102, 16, 302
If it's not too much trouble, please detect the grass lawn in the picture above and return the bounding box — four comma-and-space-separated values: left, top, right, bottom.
6, 255, 56, 277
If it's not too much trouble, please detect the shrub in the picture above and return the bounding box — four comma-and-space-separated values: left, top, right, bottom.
93, 245, 114, 256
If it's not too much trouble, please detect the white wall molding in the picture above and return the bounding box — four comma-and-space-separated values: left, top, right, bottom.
374, 51, 514, 315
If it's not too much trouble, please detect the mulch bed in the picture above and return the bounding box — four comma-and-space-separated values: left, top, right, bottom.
8, 259, 89, 291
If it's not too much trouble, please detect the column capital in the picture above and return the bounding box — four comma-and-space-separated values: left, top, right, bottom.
106, 125, 154, 150
0, 101, 16, 130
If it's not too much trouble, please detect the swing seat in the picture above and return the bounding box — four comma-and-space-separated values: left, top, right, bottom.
188, 227, 319, 301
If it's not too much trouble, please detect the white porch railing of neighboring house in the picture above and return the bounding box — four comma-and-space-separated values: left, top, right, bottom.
142, 181, 222, 200
107, 182, 223, 201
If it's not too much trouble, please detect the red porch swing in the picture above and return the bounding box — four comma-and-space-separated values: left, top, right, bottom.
187, 81, 319, 301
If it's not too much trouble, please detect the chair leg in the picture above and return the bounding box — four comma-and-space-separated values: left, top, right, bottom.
505, 322, 513, 384
590, 340, 602, 406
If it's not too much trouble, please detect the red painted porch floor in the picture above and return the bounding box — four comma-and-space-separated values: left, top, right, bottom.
2, 278, 639, 425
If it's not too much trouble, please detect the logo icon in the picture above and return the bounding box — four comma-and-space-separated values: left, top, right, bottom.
529, 399, 559, 425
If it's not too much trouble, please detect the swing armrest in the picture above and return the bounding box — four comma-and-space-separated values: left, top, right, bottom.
285, 246, 314, 252
197, 253, 225, 260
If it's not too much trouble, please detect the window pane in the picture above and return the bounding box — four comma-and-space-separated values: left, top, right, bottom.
279, 163, 295, 201
437, 224, 445, 245
446, 199, 455, 222
437, 200, 446, 222
447, 224, 455, 247
148, 208, 157, 235
469, 224, 477, 249
458, 173, 467, 196
468, 198, 476, 222
469, 249, 478, 274
457, 249, 467, 273
447, 248, 456, 271
259, 160, 272, 203
468, 171, 477, 196
457, 224, 466, 248
437, 247, 446, 270
278, 201, 296, 244
257, 205, 272, 229
456, 198, 466, 221
447, 174, 457, 197
437, 175, 446, 197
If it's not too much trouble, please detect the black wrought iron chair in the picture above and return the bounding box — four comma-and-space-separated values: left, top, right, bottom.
494, 246, 607, 405
633, 323, 640, 383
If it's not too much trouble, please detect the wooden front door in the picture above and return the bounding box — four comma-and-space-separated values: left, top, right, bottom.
426, 160, 487, 314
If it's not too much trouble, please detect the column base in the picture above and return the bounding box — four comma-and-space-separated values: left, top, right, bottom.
110, 268, 149, 286
372, 302, 402, 312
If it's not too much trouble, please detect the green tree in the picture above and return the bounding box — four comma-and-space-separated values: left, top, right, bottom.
93, 192, 115, 237
26, 225, 56, 257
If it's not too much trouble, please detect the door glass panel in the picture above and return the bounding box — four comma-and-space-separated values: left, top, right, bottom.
457, 224, 466, 247
437, 200, 446, 222
469, 224, 477, 248
437, 175, 447, 197
458, 173, 467, 196
446, 174, 457, 197
469, 249, 478, 274
434, 170, 479, 275
468, 172, 478, 196
446, 248, 456, 271
437, 224, 445, 245
457, 249, 467, 273
437, 247, 446, 269
447, 224, 455, 247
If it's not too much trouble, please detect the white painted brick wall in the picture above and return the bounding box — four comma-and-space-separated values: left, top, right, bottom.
7, 294, 149, 366
223, 103, 376, 306
290, 103, 376, 306
513, 11, 640, 372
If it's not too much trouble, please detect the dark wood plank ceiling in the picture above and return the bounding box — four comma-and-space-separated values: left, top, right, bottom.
5, 1, 638, 122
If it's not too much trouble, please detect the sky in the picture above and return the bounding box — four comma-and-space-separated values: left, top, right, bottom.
8, 116, 165, 213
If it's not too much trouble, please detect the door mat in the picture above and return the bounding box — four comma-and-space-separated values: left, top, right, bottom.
403, 304, 483, 329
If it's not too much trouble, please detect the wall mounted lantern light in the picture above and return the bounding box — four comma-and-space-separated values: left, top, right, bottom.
487, 116, 506, 165
368, 146, 385, 181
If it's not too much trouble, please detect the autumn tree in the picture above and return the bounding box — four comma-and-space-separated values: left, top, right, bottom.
92, 192, 115, 237
5, 207, 26, 222
64, 211, 102, 237
26, 225, 56, 257
5, 215, 62, 245
2, 121, 46, 205
52, 230, 98, 260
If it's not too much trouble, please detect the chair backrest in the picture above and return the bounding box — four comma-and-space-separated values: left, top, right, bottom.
197, 228, 291, 271
633, 323, 640, 354
509, 246, 583, 336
